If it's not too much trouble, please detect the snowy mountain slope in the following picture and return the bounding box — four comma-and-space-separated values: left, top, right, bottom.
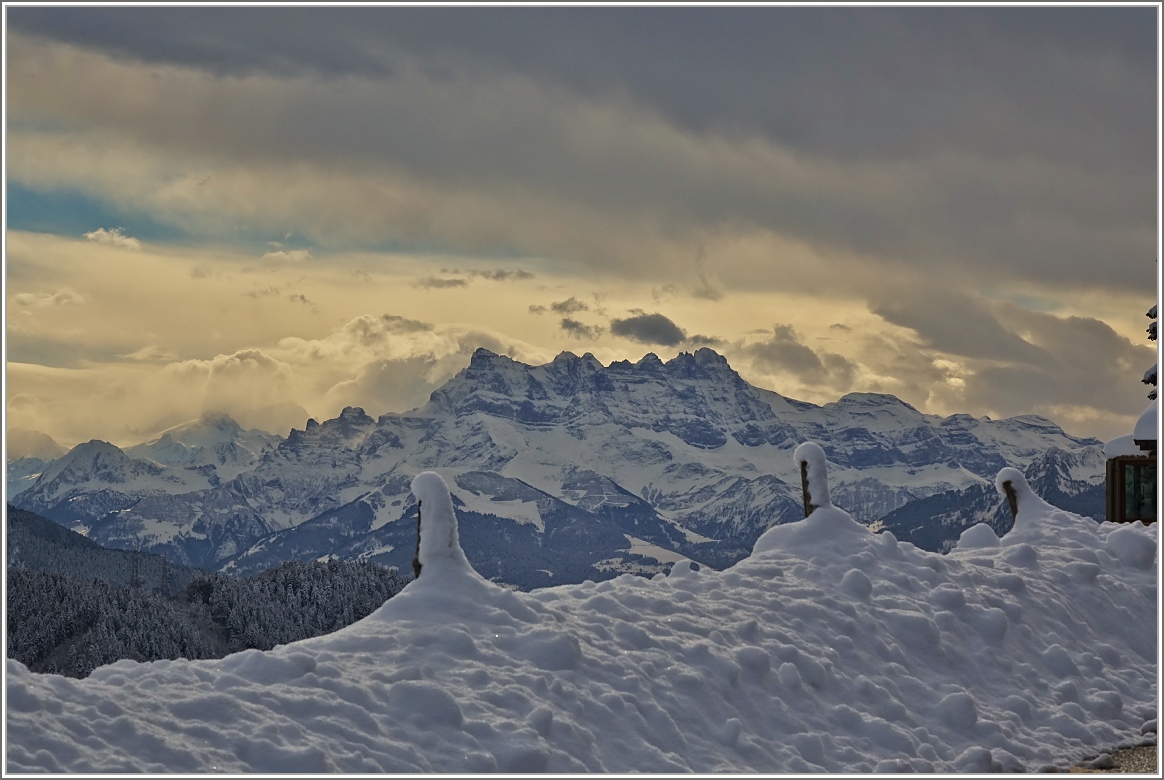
6, 466, 1156, 773
14, 440, 210, 530
6, 456, 51, 498
125, 412, 281, 483
12, 348, 1103, 586
880, 446, 1108, 553
220, 472, 679, 584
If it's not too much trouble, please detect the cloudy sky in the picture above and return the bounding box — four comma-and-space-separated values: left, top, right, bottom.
4, 6, 1159, 449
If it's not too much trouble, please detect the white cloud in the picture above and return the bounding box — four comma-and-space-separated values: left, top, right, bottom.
117, 345, 178, 363
12, 288, 88, 308
83, 226, 142, 249
260, 248, 313, 264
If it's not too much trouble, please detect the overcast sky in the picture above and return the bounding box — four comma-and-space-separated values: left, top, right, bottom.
4, 6, 1160, 448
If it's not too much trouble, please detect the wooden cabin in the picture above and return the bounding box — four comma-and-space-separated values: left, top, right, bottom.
1103, 399, 1157, 524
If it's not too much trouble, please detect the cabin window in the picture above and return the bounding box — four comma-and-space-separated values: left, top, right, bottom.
1122, 460, 1157, 521
1107, 455, 1157, 523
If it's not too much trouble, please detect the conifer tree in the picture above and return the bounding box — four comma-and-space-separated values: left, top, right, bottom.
1143, 304, 1157, 400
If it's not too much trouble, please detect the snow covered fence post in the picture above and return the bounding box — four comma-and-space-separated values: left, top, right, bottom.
409, 471, 473, 576
799, 460, 812, 517
793, 441, 831, 516
412, 500, 422, 580
1001, 479, 1019, 520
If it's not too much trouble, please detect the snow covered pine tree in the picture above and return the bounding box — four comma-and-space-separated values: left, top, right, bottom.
1144, 303, 1156, 401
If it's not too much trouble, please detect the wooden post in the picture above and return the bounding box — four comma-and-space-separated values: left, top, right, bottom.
412, 499, 423, 580
800, 460, 814, 518
1002, 480, 1018, 521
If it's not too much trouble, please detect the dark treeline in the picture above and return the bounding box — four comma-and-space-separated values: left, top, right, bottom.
8, 558, 407, 679
6, 505, 204, 593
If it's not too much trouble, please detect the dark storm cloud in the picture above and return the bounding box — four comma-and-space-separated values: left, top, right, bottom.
873, 290, 1045, 364
550, 297, 588, 314
414, 276, 468, 290
610, 312, 687, 347
956, 310, 1155, 420
381, 314, 434, 333
7, 7, 1155, 295
559, 318, 603, 340
530, 297, 590, 316
744, 324, 857, 388
10, 7, 1152, 167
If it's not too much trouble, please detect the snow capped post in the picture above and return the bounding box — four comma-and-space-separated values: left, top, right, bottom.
793, 441, 831, 516
412, 500, 422, 580
409, 471, 472, 574
994, 467, 1057, 532
999, 477, 1019, 520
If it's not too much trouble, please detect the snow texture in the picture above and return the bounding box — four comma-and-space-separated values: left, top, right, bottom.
5, 449, 1158, 773
1103, 433, 1147, 459
1134, 399, 1157, 443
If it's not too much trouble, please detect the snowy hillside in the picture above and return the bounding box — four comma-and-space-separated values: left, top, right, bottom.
880, 445, 1107, 552
12, 348, 1104, 586
125, 412, 281, 483
6, 455, 1156, 773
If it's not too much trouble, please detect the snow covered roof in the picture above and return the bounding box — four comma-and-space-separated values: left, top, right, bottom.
1132, 398, 1157, 447
1103, 434, 1147, 459
6, 461, 1159, 773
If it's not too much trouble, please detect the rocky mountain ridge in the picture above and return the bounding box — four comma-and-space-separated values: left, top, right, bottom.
10, 347, 1104, 588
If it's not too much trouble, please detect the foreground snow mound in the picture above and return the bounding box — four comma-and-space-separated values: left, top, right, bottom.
6, 457, 1158, 773
753, 440, 871, 559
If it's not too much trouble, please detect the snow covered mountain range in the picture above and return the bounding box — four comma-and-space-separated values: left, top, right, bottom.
8, 348, 1105, 587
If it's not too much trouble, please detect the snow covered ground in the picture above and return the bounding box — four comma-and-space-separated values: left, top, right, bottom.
5, 445, 1158, 773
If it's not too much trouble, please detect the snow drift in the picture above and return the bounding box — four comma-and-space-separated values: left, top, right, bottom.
5, 453, 1158, 773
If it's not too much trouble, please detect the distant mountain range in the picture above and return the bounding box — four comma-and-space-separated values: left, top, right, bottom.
8, 348, 1105, 588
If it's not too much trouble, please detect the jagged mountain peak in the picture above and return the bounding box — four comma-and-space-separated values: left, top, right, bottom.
126, 412, 281, 478
467, 347, 516, 368
61, 439, 124, 460
998, 414, 1069, 434
550, 350, 605, 371
15, 342, 1108, 584
635, 352, 666, 370
282, 406, 376, 453
336, 406, 375, 425
454, 346, 747, 392
834, 392, 920, 413
37, 439, 160, 486
664, 349, 740, 381
145, 411, 243, 446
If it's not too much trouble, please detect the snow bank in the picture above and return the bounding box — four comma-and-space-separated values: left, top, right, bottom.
1103, 433, 1145, 459
6, 452, 1158, 773
1134, 399, 1158, 443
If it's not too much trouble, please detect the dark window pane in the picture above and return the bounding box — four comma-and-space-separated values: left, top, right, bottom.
1122, 462, 1157, 520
